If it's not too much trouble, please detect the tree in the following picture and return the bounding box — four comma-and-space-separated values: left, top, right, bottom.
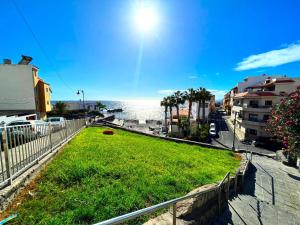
200, 88, 212, 121
166, 96, 175, 134
266, 85, 300, 159
96, 101, 107, 112
54, 101, 67, 115
183, 88, 196, 135
160, 97, 168, 132
172, 91, 185, 133
195, 88, 204, 128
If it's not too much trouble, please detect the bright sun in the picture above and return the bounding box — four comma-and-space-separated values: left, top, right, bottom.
133, 3, 159, 34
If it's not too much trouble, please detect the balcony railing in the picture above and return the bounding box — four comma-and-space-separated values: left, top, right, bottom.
233, 104, 272, 109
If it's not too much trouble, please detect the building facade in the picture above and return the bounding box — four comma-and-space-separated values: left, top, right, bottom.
230, 76, 300, 140
0, 56, 51, 119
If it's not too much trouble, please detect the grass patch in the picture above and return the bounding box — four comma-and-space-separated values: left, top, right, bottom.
5, 127, 240, 225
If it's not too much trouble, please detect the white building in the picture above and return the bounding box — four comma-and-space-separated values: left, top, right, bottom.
231, 76, 300, 140
51, 100, 100, 111
0, 56, 51, 119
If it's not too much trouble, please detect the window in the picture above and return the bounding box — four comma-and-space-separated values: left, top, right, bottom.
263, 115, 270, 121
46, 88, 49, 92
279, 91, 286, 96
47, 101, 49, 105
265, 100, 272, 106
247, 129, 257, 135
249, 114, 258, 120
249, 100, 258, 107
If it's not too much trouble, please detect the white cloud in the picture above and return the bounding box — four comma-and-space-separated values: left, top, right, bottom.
208, 89, 227, 100
157, 89, 176, 95
188, 75, 198, 79
235, 41, 300, 71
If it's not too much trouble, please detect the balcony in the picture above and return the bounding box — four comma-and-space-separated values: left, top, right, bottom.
232, 103, 271, 112
243, 118, 268, 126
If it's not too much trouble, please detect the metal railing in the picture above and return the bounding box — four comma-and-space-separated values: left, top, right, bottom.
94, 172, 231, 225
0, 119, 86, 188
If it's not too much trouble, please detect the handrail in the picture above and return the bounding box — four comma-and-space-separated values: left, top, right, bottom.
93, 172, 230, 225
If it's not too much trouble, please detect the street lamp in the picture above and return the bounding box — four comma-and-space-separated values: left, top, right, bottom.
77, 90, 85, 110
232, 111, 238, 151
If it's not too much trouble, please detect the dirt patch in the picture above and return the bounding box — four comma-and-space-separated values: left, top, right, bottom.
0, 168, 45, 220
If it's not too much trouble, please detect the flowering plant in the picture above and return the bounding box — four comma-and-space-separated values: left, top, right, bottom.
266, 85, 300, 157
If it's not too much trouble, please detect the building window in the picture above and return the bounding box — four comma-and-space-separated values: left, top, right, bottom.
249, 114, 258, 120
46, 88, 49, 92
249, 100, 258, 107
247, 129, 257, 135
47, 101, 49, 105
265, 100, 272, 106
263, 115, 270, 121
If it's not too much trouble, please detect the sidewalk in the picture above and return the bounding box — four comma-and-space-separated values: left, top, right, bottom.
213, 155, 300, 225
225, 117, 244, 141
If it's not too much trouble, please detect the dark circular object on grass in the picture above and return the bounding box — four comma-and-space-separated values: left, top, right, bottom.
103, 130, 114, 135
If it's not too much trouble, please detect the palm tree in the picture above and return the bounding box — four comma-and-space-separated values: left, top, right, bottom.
172, 91, 185, 133
54, 101, 67, 115
160, 97, 168, 131
195, 88, 204, 127
96, 101, 107, 111
166, 96, 175, 134
183, 88, 196, 134
200, 88, 212, 121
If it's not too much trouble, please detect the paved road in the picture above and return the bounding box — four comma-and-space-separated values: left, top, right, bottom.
210, 112, 275, 155
213, 155, 300, 225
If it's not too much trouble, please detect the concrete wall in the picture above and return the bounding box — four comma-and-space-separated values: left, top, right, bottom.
0, 64, 36, 111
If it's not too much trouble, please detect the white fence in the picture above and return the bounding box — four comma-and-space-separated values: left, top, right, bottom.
0, 119, 86, 188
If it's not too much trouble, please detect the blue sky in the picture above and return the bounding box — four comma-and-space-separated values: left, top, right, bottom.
1, 0, 300, 100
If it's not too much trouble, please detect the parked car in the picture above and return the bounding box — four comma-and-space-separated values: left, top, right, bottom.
0, 120, 37, 149
210, 123, 216, 129
253, 137, 283, 151
241, 139, 252, 145
48, 117, 65, 131
30, 120, 49, 137
209, 127, 217, 137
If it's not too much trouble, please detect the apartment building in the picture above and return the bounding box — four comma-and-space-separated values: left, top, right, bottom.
0, 55, 51, 119
230, 76, 300, 140
223, 87, 237, 115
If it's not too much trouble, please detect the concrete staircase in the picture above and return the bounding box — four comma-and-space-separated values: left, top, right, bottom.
213, 155, 300, 225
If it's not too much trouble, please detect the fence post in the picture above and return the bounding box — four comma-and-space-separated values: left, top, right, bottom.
226, 173, 230, 201
172, 203, 176, 225
49, 123, 53, 151
2, 126, 12, 185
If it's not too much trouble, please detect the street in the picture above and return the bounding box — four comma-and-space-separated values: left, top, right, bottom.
210, 111, 275, 155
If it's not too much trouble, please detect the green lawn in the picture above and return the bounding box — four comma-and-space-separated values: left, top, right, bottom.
7, 127, 240, 225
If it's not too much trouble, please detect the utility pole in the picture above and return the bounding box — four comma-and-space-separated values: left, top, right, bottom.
232, 111, 237, 151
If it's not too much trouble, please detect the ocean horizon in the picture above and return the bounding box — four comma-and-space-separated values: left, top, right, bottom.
52, 100, 165, 121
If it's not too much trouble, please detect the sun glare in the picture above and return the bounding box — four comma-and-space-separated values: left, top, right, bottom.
133, 3, 159, 34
